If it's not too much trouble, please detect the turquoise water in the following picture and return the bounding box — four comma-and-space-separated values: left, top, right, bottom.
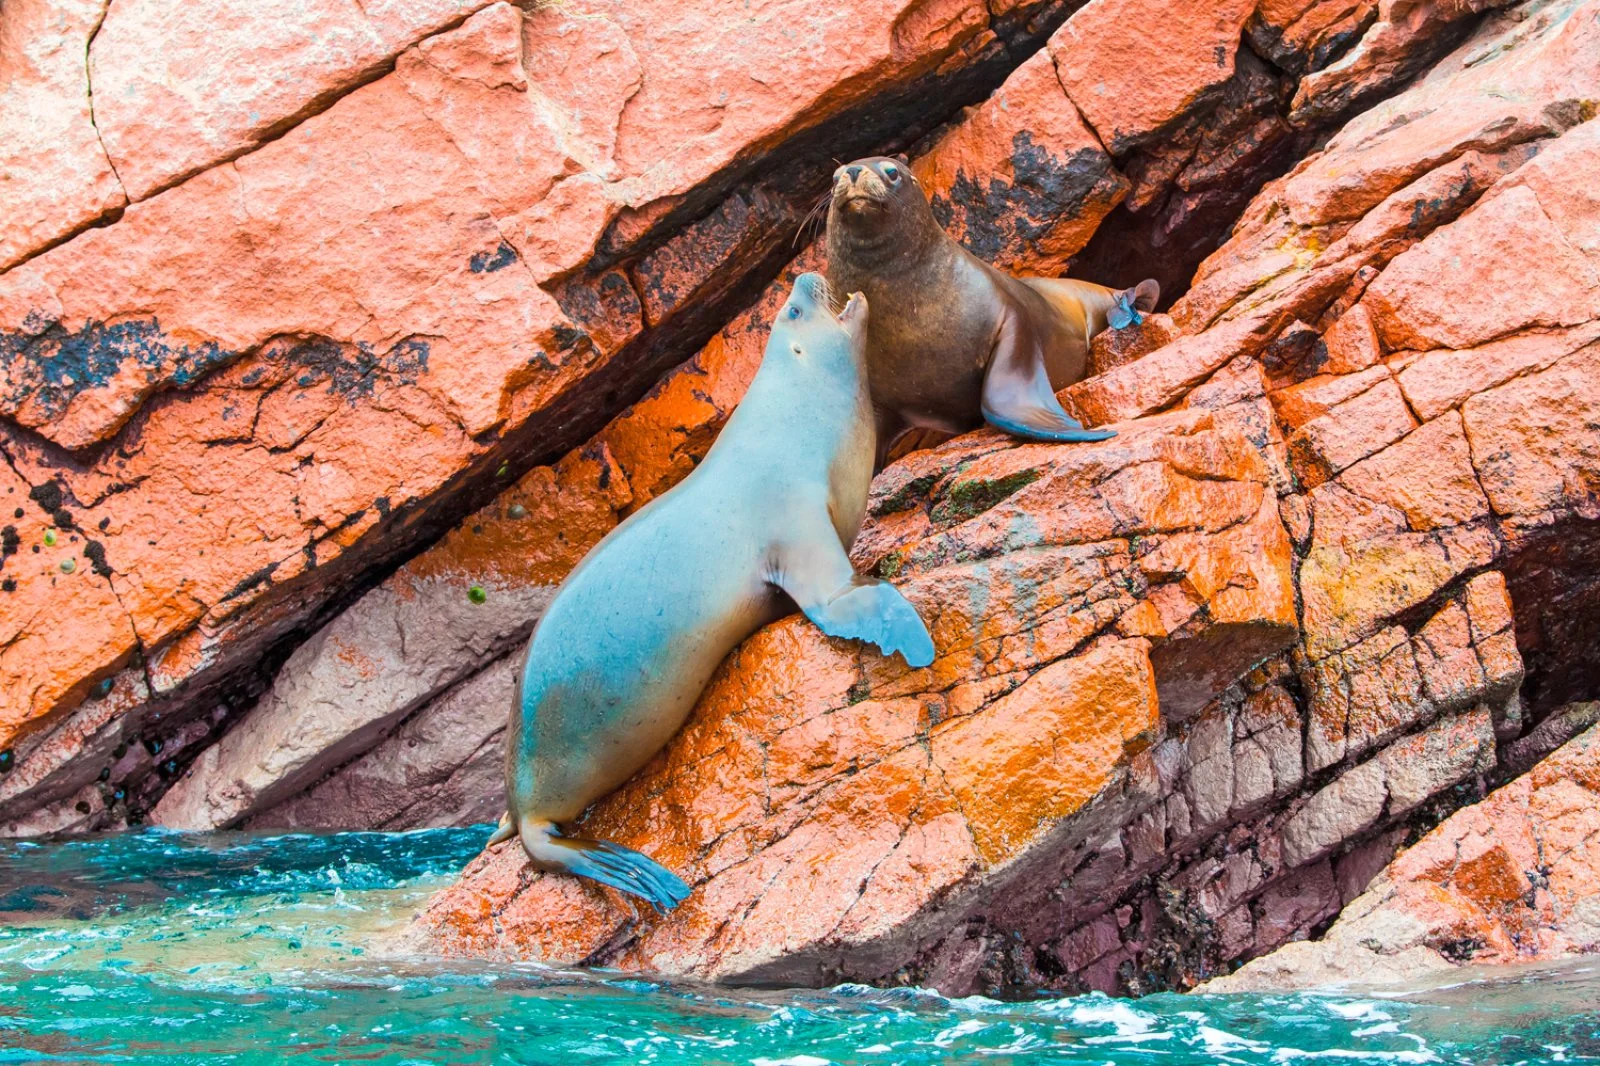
1, 828, 1597, 1064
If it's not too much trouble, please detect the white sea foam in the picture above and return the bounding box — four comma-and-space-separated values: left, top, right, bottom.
1060, 995, 1158, 1036
1323, 1000, 1393, 1023
931, 1017, 990, 1047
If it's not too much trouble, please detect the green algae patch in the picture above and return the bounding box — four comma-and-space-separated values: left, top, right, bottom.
930, 467, 1042, 525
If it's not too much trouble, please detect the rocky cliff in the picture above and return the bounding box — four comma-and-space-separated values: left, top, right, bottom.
2, 0, 1598, 997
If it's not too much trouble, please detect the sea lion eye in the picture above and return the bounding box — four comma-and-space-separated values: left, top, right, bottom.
882, 163, 901, 183
787, 305, 802, 319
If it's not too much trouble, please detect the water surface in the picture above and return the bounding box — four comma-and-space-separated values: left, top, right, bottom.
2, 827, 1596, 1064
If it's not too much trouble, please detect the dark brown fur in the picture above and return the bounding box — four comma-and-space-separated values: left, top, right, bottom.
825, 155, 1158, 464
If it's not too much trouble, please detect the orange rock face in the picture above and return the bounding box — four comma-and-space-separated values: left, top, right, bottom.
411, 412, 1294, 982
0, 0, 126, 270
0, 0, 1071, 785
408, 0, 1600, 995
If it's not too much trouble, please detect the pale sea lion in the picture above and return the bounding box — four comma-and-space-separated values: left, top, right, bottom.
825, 155, 1160, 464
489, 274, 935, 911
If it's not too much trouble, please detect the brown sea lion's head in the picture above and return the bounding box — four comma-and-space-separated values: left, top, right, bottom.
826, 156, 943, 266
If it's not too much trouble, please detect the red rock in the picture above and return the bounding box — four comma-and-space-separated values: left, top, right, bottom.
1396, 322, 1600, 422
1048, 0, 1258, 153
5, 0, 1600, 1003
153, 446, 627, 830
1461, 344, 1600, 538
88, 0, 497, 201
1176, 3, 1600, 333
1286, 374, 1417, 486
597, 0, 991, 226
1210, 724, 1600, 991
0, 457, 137, 747
1334, 412, 1489, 531
1299, 520, 1497, 662
1059, 313, 1274, 427
1363, 185, 1600, 352
1270, 365, 1390, 431
915, 49, 1126, 274
0, 0, 1023, 756
1320, 304, 1381, 374
1248, 0, 1378, 75
1289, 0, 1516, 126
1087, 313, 1182, 376
409, 415, 1295, 982
0, 0, 126, 270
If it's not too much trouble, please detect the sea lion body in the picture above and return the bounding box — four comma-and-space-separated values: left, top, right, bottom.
498, 275, 934, 910
825, 156, 1158, 459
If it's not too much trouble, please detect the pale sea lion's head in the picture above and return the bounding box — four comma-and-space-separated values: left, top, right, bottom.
770, 272, 867, 376
826, 156, 943, 267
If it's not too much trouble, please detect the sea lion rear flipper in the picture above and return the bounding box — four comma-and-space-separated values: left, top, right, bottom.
772, 531, 935, 668
515, 816, 690, 913
1106, 278, 1161, 330
981, 308, 1116, 443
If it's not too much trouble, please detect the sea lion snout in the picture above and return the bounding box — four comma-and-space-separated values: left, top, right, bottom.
833, 165, 890, 215
795, 271, 834, 312
792, 273, 866, 332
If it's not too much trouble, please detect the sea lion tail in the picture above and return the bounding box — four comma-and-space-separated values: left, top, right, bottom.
515, 816, 692, 913
486, 811, 516, 847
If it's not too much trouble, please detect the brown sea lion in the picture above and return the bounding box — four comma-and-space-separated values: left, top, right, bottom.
487, 274, 935, 912
825, 155, 1159, 463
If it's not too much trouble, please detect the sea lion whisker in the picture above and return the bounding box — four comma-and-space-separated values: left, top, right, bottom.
794, 188, 833, 248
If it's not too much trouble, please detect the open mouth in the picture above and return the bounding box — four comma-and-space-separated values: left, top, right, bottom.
797, 273, 862, 323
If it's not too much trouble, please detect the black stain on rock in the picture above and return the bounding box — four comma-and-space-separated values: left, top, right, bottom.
1, 526, 18, 557
287, 336, 429, 401
469, 241, 519, 274
552, 324, 589, 352
220, 561, 278, 603
550, 269, 643, 352
82, 540, 112, 578
27, 481, 63, 513
929, 131, 1122, 265
0, 317, 233, 425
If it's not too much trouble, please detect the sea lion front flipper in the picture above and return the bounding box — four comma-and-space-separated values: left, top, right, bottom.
772, 530, 935, 668
981, 307, 1117, 443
